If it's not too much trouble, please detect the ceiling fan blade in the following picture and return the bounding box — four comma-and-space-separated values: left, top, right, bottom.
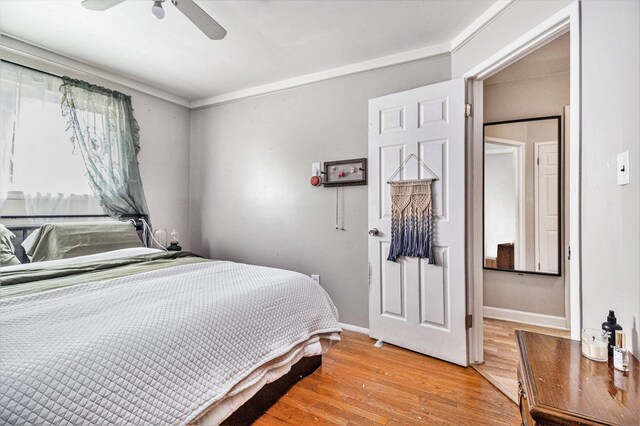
172, 0, 227, 40
81, 0, 127, 11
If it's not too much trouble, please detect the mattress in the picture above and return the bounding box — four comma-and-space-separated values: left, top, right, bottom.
0, 250, 341, 425
193, 334, 332, 425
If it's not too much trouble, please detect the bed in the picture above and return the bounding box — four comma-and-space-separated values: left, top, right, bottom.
0, 218, 341, 425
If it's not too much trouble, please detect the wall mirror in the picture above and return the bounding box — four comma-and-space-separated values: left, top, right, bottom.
484, 116, 562, 276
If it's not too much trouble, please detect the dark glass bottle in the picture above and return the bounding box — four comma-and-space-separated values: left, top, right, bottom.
602, 310, 623, 356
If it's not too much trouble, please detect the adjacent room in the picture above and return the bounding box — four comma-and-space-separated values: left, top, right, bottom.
0, 1, 638, 425
475, 32, 572, 402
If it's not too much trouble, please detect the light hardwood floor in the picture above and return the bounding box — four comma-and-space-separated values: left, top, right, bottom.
255, 330, 521, 425
471, 318, 570, 403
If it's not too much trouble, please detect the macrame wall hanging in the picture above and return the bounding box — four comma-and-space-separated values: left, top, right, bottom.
387, 179, 435, 263
386, 154, 438, 264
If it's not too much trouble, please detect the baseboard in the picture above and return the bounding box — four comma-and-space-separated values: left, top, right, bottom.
483, 306, 568, 330
338, 322, 369, 335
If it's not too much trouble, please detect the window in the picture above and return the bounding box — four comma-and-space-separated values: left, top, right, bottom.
0, 62, 102, 215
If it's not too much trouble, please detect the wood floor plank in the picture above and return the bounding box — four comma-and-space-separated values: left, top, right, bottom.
254, 331, 521, 425
472, 318, 570, 403
255, 414, 292, 425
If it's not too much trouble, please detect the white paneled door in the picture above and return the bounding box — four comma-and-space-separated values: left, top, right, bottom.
368, 79, 467, 366
535, 142, 559, 273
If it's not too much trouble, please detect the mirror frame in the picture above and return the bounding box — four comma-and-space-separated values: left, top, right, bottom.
483, 115, 562, 276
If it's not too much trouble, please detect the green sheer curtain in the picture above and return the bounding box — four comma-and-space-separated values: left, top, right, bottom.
60, 77, 149, 219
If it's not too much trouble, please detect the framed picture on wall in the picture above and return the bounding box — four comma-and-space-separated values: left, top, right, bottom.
323, 158, 367, 187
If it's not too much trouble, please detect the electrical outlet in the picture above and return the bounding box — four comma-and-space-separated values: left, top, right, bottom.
311, 274, 320, 284
311, 162, 321, 176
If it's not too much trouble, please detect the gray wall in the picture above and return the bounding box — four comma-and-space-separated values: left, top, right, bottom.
581, 0, 640, 356
133, 94, 191, 246
0, 50, 192, 246
189, 56, 451, 328
483, 72, 569, 318
484, 73, 570, 123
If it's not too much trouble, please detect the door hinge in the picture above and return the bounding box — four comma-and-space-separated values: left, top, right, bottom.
464, 103, 472, 117
568, 246, 571, 261
537, 157, 540, 165
465, 314, 473, 329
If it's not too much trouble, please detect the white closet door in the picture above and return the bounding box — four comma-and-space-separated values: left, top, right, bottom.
535, 142, 559, 273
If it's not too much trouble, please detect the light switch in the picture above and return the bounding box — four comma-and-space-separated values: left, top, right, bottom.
617, 151, 630, 185
311, 162, 321, 176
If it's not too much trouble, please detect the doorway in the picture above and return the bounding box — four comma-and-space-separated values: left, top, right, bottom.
465, 0, 582, 360
464, 10, 581, 400
484, 137, 526, 270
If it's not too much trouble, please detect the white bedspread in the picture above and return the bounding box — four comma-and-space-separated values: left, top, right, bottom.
0, 261, 341, 425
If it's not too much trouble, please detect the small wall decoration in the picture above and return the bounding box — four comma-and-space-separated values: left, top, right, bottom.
387, 179, 435, 264
384, 154, 439, 264
322, 158, 367, 187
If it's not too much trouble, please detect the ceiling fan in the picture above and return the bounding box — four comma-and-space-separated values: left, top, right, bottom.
81, 0, 227, 40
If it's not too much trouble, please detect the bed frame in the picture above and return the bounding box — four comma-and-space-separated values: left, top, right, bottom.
2, 213, 323, 424
1, 214, 148, 263
220, 355, 321, 425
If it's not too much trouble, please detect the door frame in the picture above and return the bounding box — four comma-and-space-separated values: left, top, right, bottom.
463, 1, 582, 364
484, 137, 526, 270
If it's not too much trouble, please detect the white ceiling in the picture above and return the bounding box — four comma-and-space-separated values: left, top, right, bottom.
0, 0, 496, 103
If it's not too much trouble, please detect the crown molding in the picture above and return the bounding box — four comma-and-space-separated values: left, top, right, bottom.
191, 0, 516, 109
0, 34, 191, 108
1, 0, 515, 110
450, 0, 516, 54
190, 42, 451, 109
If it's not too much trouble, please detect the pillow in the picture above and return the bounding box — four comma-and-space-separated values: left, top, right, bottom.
24, 221, 143, 262
0, 224, 21, 267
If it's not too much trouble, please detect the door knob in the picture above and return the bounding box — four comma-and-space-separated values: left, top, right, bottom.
369, 228, 379, 236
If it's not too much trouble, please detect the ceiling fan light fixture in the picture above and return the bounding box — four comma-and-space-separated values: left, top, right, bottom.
151, 0, 165, 20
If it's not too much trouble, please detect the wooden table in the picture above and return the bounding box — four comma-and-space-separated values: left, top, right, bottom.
516, 330, 639, 425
